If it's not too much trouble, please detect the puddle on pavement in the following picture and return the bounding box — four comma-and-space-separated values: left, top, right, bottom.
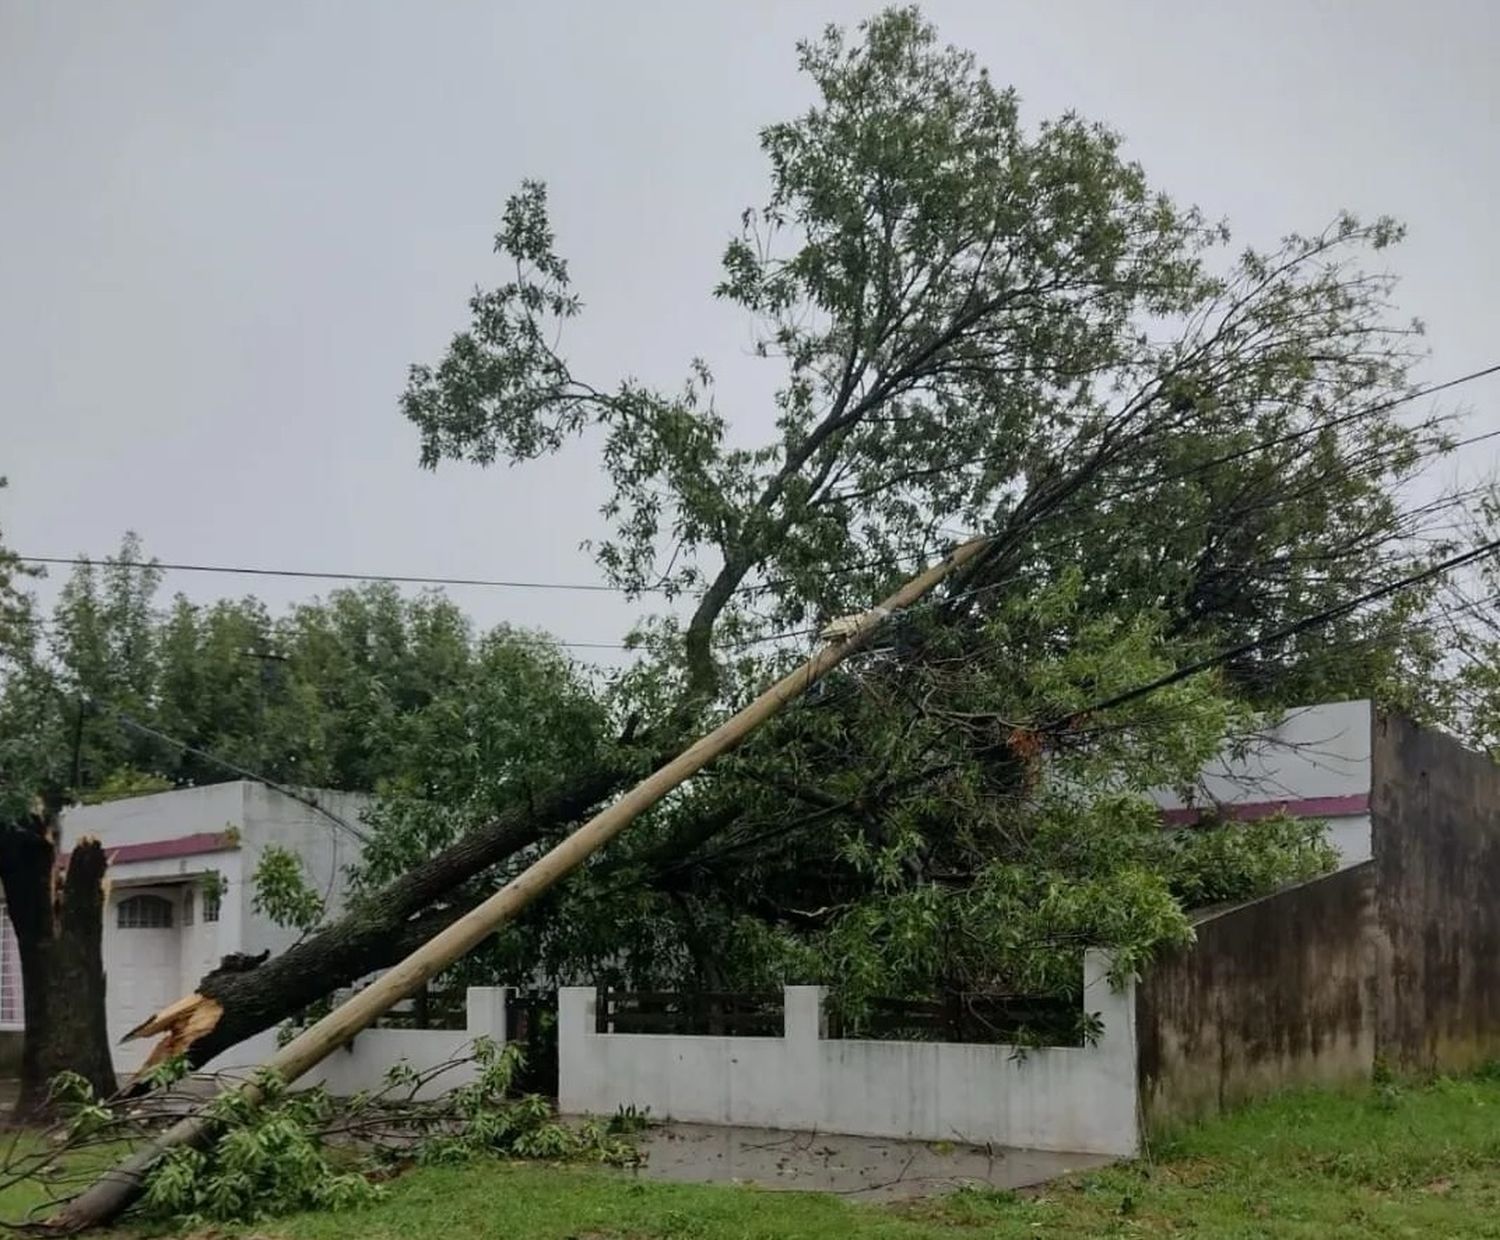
621, 1121, 1114, 1201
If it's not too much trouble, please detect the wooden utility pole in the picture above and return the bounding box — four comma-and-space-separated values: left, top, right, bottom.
48, 536, 991, 1232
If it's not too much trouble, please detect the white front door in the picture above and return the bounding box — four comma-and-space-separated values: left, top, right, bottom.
104, 890, 182, 1073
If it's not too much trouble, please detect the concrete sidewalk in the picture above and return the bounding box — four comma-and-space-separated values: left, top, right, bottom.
625, 1121, 1114, 1201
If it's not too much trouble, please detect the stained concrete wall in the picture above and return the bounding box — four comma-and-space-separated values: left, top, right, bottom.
1373, 714, 1500, 1074
1135, 863, 1377, 1131
559, 952, 1139, 1156
1139, 711, 1500, 1131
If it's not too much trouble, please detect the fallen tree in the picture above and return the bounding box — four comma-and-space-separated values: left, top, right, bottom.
120, 4, 1455, 1078
48, 538, 992, 1232
125, 760, 628, 1072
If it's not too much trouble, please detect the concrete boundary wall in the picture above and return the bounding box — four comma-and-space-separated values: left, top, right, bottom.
1135, 864, 1377, 1132
1373, 715, 1500, 1073
558, 952, 1138, 1156
200, 987, 510, 1101
1137, 712, 1500, 1132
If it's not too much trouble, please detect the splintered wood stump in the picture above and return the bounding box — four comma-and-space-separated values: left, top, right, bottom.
0, 826, 117, 1118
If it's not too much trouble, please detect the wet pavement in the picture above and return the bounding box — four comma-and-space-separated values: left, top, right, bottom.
624, 1121, 1114, 1201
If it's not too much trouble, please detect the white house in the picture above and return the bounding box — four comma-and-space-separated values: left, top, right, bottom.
1150, 699, 1374, 868
0, 781, 367, 1074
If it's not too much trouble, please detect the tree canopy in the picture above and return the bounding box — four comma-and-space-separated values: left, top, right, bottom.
389, 8, 1457, 1009
0, 532, 607, 818
1, 8, 1478, 1047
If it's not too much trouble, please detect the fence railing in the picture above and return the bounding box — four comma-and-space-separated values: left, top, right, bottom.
371, 986, 469, 1031
594, 989, 784, 1037
592, 987, 1077, 1045
827, 992, 1081, 1045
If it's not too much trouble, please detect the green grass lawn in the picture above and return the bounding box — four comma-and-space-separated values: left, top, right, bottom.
12, 1073, 1500, 1237
251, 1072, 1500, 1239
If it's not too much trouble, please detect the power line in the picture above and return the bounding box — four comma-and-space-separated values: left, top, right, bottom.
15, 360, 1499, 640
799, 362, 1500, 513
1056, 533, 1500, 725
743, 361, 1500, 599
22, 609, 633, 654
1098, 362, 1500, 500
15, 556, 644, 595
731, 400, 1499, 647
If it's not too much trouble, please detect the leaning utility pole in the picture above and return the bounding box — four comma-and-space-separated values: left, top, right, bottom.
48, 536, 992, 1232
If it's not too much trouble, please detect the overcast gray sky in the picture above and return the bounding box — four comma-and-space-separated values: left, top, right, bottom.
2, 1, 1496, 661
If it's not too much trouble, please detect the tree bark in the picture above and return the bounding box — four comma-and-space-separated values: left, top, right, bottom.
0, 819, 116, 1119
126, 760, 628, 1072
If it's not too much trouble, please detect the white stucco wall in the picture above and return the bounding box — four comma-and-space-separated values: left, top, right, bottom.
58, 782, 369, 1075
201, 988, 510, 1101
62, 781, 369, 962
64, 782, 247, 851
559, 952, 1138, 1156
1322, 814, 1374, 867
1166, 700, 1372, 806
1152, 700, 1374, 867
234, 784, 368, 959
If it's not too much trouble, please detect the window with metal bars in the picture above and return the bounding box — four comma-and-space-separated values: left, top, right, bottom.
117, 894, 174, 930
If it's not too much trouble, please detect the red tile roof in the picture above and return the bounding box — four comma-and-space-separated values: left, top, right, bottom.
63, 831, 240, 868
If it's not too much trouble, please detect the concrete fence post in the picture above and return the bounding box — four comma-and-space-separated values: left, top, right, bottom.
782, 985, 826, 1128
783, 986, 826, 1044
465, 986, 510, 1045
1081, 950, 1135, 1047
556, 987, 595, 1115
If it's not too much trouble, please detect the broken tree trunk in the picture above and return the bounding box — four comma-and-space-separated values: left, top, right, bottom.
49, 536, 989, 1232
125, 761, 628, 1073
0, 820, 116, 1118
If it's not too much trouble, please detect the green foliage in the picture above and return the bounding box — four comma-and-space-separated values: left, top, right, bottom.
129, 1042, 639, 1230
19, 1074, 1486, 1240
403, 6, 1440, 713
352, 627, 611, 888
382, 5, 1454, 1014
139, 1073, 377, 1228
0, 8, 1473, 1110
1163, 812, 1336, 908
46, 1071, 113, 1143
77, 767, 173, 805
252, 844, 327, 933
138, 1053, 192, 1092
471, 576, 1335, 1016
1436, 490, 1500, 756
403, 1040, 639, 1169
0, 532, 610, 817
608, 1103, 653, 1135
